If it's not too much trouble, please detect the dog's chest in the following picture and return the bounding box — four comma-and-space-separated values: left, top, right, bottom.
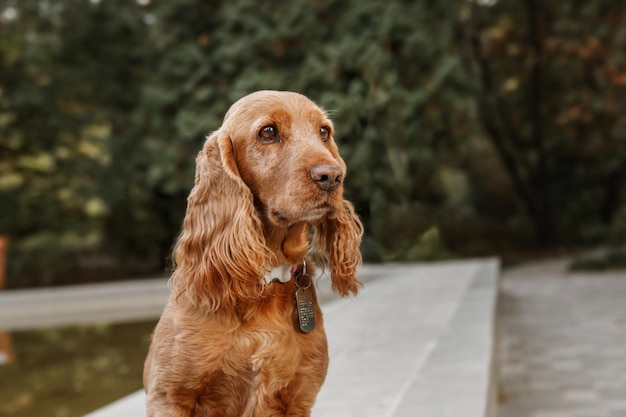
223, 327, 302, 414
236, 326, 300, 379
183, 310, 327, 416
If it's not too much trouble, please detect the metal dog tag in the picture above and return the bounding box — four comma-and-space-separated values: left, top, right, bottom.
296, 287, 316, 333
295, 270, 316, 333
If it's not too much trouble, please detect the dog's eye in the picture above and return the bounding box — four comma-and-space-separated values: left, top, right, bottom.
320, 126, 330, 142
259, 125, 279, 143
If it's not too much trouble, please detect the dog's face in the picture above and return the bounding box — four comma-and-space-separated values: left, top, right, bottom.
223, 91, 347, 227
169, 90, 362, 308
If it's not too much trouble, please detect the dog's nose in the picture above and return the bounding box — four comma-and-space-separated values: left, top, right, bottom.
310, 164, 343, 191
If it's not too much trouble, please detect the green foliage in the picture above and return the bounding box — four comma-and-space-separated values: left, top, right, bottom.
569, 249, 626, 271
405, 227, 452, 262
1, 0, 625, 285
610, 206, 626, 244
569, 205, 626, 271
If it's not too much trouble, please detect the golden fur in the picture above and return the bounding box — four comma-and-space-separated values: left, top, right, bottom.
144, 91, 363, 417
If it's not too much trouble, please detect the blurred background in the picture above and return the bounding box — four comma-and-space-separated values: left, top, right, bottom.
2, 0, 626, 287
1, 0, 625, 415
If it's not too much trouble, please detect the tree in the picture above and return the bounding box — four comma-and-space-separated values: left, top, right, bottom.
2, 0, 626, 286
465, 0, 626, 246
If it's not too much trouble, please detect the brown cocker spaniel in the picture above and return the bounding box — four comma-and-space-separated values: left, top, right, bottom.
144, 90, 363, 417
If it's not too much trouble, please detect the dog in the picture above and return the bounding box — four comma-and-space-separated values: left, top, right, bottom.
144, 90, 363, 416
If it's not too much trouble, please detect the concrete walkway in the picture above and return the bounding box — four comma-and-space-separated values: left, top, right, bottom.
499, 259, 626, 417
0, 279, 170, 331
80, 260, 499, 417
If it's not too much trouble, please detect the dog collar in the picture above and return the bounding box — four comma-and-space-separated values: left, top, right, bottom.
265, 261, 307, 285
265, 264, 292, 284
265, 261, 315, 333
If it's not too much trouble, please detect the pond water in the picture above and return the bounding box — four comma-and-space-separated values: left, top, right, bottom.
0, 320, 157, 417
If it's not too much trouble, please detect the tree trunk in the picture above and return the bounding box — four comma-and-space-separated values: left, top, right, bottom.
467, 1, 560, 246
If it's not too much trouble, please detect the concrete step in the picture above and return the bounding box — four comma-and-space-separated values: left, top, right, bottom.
387, 260, 499, 417
84, 260, 499, 417
0, 279, 170, 331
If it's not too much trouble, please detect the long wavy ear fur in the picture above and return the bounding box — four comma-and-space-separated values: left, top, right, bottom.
312, 200, 364, 296
170, 130, 273, 312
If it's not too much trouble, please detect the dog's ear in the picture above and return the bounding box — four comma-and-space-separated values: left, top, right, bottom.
170, 130, 273, 312
312, 200, 363, 296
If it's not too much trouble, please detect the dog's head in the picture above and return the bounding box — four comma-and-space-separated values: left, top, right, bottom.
224, 90, 348, 227
171, 91, 363, 312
